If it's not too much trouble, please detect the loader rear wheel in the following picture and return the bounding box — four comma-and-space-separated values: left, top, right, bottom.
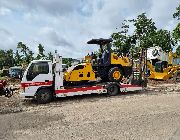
107, 83, 119, 96
108, 67, 123, 82
36, 88, 52, 104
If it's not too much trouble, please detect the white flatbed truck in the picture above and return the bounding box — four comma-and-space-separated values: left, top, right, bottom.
20, 52, 146, 103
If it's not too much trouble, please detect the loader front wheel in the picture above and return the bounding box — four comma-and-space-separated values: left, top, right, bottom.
36, 88, 52, 104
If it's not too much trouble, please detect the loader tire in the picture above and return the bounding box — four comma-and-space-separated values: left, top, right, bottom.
107, 83, 120, 96
36, 88, 52, 104
108, 67, 123, 82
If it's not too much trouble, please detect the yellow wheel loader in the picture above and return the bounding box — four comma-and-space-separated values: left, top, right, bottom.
147, 49, 180, 81
87, 38, 132, 82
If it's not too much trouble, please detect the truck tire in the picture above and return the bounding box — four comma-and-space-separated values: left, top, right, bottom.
108, 67, 123, 82
36, 88, 53, 104
107, 83, 120, 96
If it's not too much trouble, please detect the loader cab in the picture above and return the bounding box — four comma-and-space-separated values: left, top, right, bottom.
155, 61, 168, 73
87, 38, 112, 66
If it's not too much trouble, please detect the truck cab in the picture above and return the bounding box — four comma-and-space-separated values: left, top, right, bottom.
21, 60, 53, 98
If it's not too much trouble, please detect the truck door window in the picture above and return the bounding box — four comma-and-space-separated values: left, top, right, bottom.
26, 62, 49, 81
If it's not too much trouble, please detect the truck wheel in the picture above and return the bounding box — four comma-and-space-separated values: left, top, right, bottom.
36, 88, 52, 104
108, 67, 123, 82
107, 83, 119, 96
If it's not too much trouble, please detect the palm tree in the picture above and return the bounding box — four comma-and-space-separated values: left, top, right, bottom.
14, 50, 23, 65
47, 52, 53, 61
17, 42, 30, 64
17, 42, 29, 57
36, 44, 45, 59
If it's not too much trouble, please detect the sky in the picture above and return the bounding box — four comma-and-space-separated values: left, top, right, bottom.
0, 0, 179, 58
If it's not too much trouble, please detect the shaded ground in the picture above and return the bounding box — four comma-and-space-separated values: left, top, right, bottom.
0, 79, 180, 139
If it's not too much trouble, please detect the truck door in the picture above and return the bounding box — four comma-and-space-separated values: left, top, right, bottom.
22, 61, 53, 95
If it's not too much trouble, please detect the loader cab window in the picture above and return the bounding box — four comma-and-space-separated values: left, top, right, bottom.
155, 62, 163, 72
155, 61, 168, 73
26, 62, 49, 81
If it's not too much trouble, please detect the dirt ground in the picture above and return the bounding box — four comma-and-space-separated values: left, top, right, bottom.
0, 80, 180, 140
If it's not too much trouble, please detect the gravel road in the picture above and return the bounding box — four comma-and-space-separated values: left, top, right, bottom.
0, 83, 180, 140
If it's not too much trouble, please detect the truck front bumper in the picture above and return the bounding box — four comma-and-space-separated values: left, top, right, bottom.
20, 92, 35, 98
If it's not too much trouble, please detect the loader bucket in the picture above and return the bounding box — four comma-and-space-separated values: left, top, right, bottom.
149, 72, 171, 80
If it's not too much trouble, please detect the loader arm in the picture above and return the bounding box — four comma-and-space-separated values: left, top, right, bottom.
147, 61, 155, 72
166, 66, 180, 75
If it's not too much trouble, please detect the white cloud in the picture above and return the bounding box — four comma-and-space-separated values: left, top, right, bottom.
0, 7, 11, 16
149, 0, 179, 29
23, 12, 40, 22
0, 28, 16, 49
0, 0, 179, 58
39, 27, 73, 47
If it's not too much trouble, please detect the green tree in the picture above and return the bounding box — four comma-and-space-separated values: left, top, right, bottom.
173, 23, 180, 42
173, 5, 180, 20
112, 20, 136, 55
62, 58, 73, 67
0, 49, 14, 69
6, 49, 14, 66
112, 13, 174, 54
36, 44, 45, 59
14, 50, 23, 66
153, 29, 174, 52
17, 42, 30, 64
0, 50, 6, 69
112, 13, 157, 58
47, 52, 53, 61
17, 42, 29, 57
173, 5, 180, 55
176, 45, 180, 55
133, 13, 157, 49
26, 50, 34, 63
